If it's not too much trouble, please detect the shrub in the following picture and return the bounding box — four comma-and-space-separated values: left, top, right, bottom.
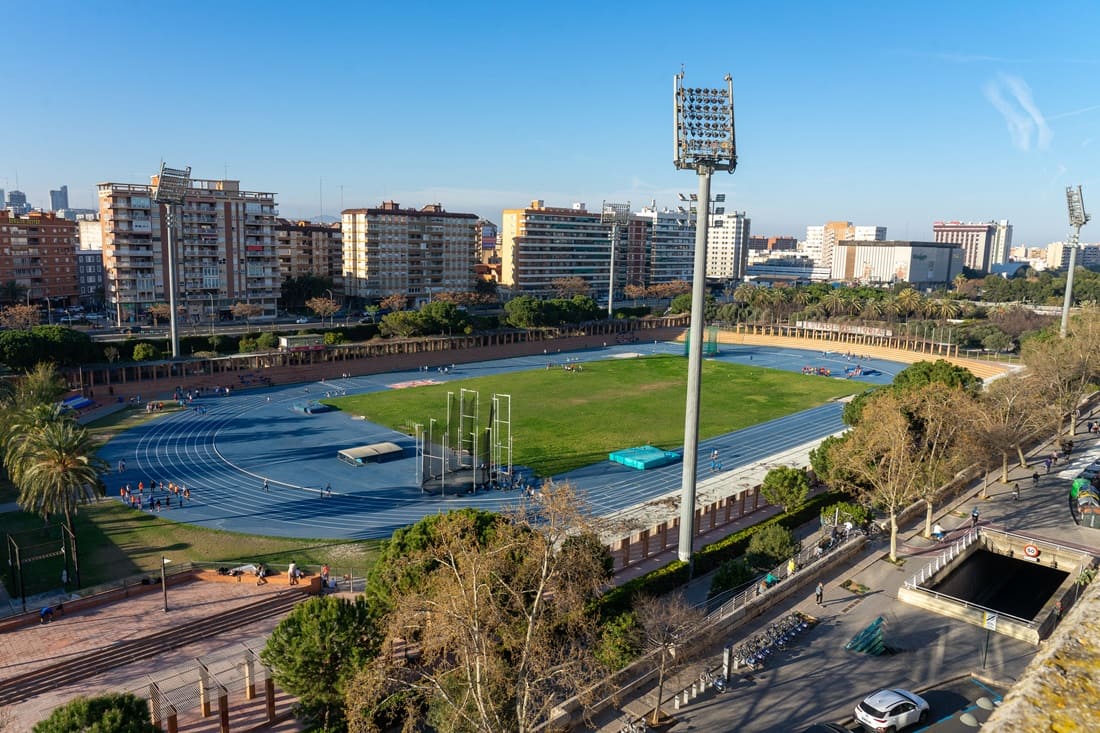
708, 557, 755, 599
746, 524, 798, 571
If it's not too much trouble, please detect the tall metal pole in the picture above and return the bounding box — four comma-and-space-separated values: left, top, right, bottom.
161, 556, 170, 612
166, 207, 181, 357
677, 168, 712, 565
608, 221, 617, 318
1060, 243, 1080, 339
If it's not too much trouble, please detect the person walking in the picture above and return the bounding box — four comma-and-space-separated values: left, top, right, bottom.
815, 581, 824, 606
1012, 483, 1020, 501
971, 506, 981, 529
288, 561, 298, 585
263, 478, 269, 492
1032, 471, 1040, 488
1044, 456, 1053, 474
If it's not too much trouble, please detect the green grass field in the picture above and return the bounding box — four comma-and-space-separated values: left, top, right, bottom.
324, 354, 860, 477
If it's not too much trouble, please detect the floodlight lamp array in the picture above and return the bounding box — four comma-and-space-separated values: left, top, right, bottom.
152, 163, 192, 205
1066, 185, 1090, 229
601, 201, 632, 224
674, 72, 737, 172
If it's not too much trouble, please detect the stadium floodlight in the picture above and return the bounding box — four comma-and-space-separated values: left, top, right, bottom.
1060, 185, 1091, 338
602, 202, 631, 318
673, 68, 738, 570
151, 162, 191, 358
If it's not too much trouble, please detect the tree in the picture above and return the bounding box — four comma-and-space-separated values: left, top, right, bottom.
0, 304, 41, 330
261, 595, 379, 732
362, 305, 381, 323
306, 296, 340, 325
828, 385, 972, 560
13, 419, 107, 585
892, 359, 981, 395
552, 276, 590, 298
978, 374, 1052, 481
230, 302, 263, 328
33, 692, 157, 733
131, 343, 159, 361
255, 331, 278, 350
503, 295, 543, 328
633, 592, 706, 727
760, 466, 810, 513
746, 524, 798, 570
146, 303, 171, 327
380, 293, 408, 313
103, 345, 120, 364
346, 482, 612, 733
1022, 312, 1100, 435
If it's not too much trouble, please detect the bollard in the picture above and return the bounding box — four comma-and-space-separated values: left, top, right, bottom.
674, 696, 681, 710
244, 654, 256, 700
265, 677, 276, 722
723, 647, 731, 681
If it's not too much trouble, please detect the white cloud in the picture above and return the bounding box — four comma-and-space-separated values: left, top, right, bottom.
984, 74, 1052, 152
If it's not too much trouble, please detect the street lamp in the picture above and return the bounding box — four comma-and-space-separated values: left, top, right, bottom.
160, 556, 172, 612
325, 288, 335, 326
151, 162, 192, 358
1059, 185, 1090, 338
601, 202, 631, 318
207, 291, 216, 336
673, 68, 737, 569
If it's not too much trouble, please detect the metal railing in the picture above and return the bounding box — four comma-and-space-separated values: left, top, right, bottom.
903, 529, 978, 589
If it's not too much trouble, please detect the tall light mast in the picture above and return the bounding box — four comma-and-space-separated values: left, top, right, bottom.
1060, 185, 1090, 338
673, 69, 737, 568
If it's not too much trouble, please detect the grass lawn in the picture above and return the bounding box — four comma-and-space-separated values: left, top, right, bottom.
1, 500, 379, 598
324, 354, 860, 477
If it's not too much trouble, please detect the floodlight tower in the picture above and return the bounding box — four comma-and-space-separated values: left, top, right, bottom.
151, 163, 192, 358
673, 69, 737, 568
1060, 185, 1090, 338
601, 202, 631, 317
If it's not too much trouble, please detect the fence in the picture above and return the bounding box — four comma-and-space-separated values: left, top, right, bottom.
903, 529, 979, 590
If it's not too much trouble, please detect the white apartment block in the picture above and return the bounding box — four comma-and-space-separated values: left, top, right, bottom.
990, 220, 1013, 266
499, 201, 611, 296
1045, 241, 1100, 270
705, 210, 751, 280
632, 205, 695, 286
341, 201, 477, 304
97, 178, 279, 326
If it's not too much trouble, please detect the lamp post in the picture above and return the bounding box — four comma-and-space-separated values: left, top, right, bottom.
1059, 185, 1090, 338
325, 288, 335, 326
151, 163, 192, 358
207, 291, 216, 336
673, 68, 737, 569
160, 556, 171, 612
601, 202, 631, 318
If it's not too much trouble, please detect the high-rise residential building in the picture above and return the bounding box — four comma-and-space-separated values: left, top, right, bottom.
77, 219, 105, 308
274, 219, 343, 288
50, 185, 69, 211
341, 201, 477, 304
0, 211, 79, 307
98, 177, 278, 326
989, 220, 1014, 266
932, 221, 998, 272
831, 240, 964, 288
5, 190, 30, 216
705, 210, 751, 280
802, 221, 885, 271
1045, 241, 1100, 271
631, 205, 696, 287
499, 201, 610, 296
0, 190, 5, 211
749, 235, 797, 252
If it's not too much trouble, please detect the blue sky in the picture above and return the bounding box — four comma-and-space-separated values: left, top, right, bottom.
3, 1, 1099, 246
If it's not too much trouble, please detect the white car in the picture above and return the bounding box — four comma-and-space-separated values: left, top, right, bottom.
854, 689, 929, 732
295, 317, 311, 324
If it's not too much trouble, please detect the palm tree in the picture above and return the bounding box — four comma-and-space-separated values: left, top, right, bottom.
932, 299, 961, 321
733, 283, 757, 305
860, 298, 885, 321
15, 420, 107, 587
953, 273, 968, 294
894, 288, 923, 320
821, 290, 846, 317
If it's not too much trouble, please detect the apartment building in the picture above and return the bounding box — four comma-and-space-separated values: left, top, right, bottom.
629, 205, 697, 287
97, 177, 279, 326
990, 220, 1013, 266
499, 201, 611, 296
274, 219, 343, 288
341, 201, 477, 303
932, 221, 1000, 272
705, 210, 751, 281
831, 240, 964, 288
1045, 241, 1100, 271
77, 219, 104, 308
475, 219, 500, 282
0, 210, 79, 306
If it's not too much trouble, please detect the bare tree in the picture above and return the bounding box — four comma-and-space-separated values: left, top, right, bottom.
380, 293, 408, 313
230, 302, 263, 329
0, 304, 41, 330
978, 374, 1053, 480
346, 481, 612, 733
147, 302, 171, 327
552, 276, 591, 298
1022, 311, 1100, 436
305, 296, 339, 325
633, 592, 706, 727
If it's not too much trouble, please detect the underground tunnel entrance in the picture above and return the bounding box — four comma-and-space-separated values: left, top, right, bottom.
898, 529, 1092, 643
928, 548, 1068, 620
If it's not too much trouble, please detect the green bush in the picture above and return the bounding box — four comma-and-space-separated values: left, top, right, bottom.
594, 611, 641, 670
820, 500, 871, 528
746, 524, 798, 570
708, 557, 755, 599
33, 692, 157, 732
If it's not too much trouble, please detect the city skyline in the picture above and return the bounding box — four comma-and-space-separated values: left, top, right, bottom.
3, 1, 1099, 246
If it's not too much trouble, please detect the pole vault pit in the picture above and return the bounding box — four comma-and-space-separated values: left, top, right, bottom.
898, 528, 1092, 645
